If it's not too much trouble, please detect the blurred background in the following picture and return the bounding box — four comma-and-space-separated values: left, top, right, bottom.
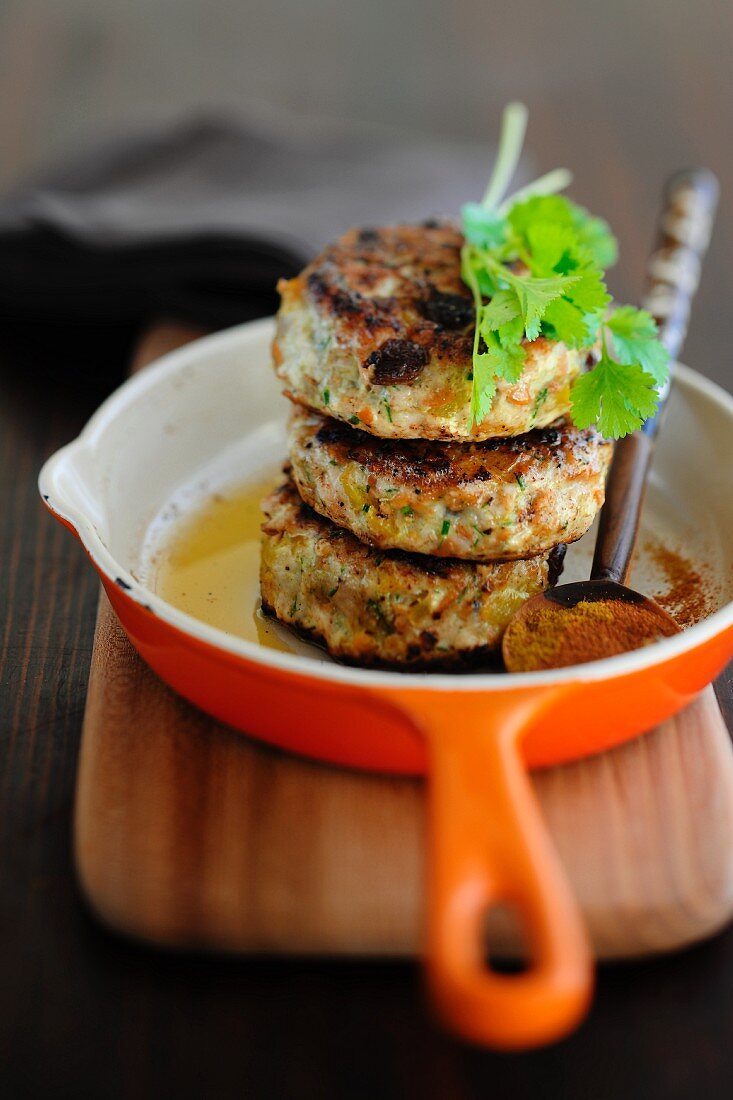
0, 0, 731, 379
1, 0, 728, 178
3, 4, 733, 1097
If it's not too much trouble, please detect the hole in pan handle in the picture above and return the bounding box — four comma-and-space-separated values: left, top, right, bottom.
385, 687, 593, 1050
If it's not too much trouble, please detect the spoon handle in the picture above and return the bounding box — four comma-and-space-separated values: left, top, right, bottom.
591, 169, 719, 585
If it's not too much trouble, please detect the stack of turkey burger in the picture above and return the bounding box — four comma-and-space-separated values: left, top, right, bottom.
261, 223, 611, 669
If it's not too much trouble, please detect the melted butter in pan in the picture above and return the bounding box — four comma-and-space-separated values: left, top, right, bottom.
154, 477, 293, 652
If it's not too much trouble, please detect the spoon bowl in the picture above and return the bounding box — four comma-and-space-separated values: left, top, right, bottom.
503, 579, 681, 673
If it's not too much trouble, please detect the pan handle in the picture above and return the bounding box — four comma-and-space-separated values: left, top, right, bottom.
391, 689, 592, 1049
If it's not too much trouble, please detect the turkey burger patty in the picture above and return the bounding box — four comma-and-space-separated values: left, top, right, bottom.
273, 223, 588, 441
260, 477, 565, 670
288, 407, 611, 561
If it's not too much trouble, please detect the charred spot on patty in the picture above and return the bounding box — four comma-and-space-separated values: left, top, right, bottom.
306, 271, 362, 317
368, 445, 452, 483
534, 427, 562, 447
299, 224, 477, 372
363, 339, 428, 385
418, 290, 474, 330
313, 417, 453, 482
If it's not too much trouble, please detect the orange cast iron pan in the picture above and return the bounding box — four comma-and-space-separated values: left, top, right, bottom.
41, 172, 733, 1050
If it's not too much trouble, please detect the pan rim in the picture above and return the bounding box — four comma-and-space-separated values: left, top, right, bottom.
39, 317, 733, 693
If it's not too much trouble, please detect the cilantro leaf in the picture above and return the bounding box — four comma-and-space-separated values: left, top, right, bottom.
495, 314, 525, 348
525, 220, 576, 275
562, 264, 611, 315
485, 329, 526, 381
515, 195, 617, 267
571, 344, 660, 438
504, 270, 579, 340
470, 352, 499, 425
542, 297, 590, 347
569, 204, 618, 268
480, 288, 520, 330
461, 203, 507, 249
607, 306, 670, 385
508, 195, 573, 238
471, 331, 526, 425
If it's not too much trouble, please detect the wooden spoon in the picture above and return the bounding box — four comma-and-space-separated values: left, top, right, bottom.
503, 169, 719, 673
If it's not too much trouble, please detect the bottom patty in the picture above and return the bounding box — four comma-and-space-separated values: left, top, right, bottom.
260, 477, 564, 670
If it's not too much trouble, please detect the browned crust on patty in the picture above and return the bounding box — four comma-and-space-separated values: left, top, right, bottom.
302, 222, 475, 379
259, 601, 504, 672
307, 413, 607, 492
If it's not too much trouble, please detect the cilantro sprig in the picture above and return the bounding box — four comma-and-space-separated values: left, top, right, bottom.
461, 103, 669, 438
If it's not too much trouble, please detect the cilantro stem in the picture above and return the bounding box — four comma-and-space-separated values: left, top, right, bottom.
481, 102, 528, 211
461, 244, 484, 364
498, 167, 573, 215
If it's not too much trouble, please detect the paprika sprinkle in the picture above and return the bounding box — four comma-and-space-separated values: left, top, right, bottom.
645, 538, 712, 627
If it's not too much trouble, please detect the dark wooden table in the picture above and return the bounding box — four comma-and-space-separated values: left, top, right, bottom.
3, 3, 733, 1092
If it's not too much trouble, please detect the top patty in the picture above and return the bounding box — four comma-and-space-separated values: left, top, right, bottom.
273, 223, 589, 440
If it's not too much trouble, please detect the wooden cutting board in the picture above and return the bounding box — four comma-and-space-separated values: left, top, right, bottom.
73, 324, 733, 960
